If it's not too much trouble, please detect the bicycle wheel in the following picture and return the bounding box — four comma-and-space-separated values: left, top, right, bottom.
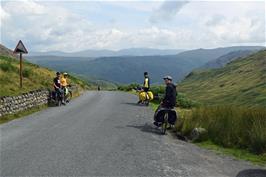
161, 113, 168, 135
66, 91, 72, 103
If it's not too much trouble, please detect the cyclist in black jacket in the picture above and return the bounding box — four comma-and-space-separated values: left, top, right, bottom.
154, 75, 177, 127
161, 75, 176, 108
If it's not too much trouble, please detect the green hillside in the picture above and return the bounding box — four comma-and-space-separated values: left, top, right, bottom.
0, 55, 92, 96
178, 50, 266, 106
0, 44, 93, 96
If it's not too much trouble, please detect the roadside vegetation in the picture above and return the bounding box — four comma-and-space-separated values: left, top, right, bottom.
176, 106, 266, 164
0, 55, 91, 96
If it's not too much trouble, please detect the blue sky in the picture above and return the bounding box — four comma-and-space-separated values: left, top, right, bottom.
1, 0, 265, 52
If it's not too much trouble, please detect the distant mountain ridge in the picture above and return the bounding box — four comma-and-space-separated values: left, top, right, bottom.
27, 46, 265, 84
29, 48, 185, 57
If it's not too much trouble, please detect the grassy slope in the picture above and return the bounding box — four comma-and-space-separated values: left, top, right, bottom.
0, 55, 90, 96
178, 50, 266, 106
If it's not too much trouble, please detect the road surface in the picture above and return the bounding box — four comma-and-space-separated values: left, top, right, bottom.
0, 91, 264, 177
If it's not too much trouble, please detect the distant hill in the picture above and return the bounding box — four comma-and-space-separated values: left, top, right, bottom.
201, 50, 257, 69
0, 44, 18, 59
178, 50, 266, 106
29, 48, 184, 58
0, 44, 92, 96
27, 46, 265, 84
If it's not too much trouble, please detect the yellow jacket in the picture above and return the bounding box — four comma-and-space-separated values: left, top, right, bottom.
60, 77, 68, 87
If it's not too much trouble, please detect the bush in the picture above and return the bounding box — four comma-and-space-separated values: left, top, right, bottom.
176, 106, 266, 155
176, 93, 200, 108
0, 62, 17, 72
22, 68, 33, 78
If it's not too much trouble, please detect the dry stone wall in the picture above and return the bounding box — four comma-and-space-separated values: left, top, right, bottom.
0, 89, 49, 117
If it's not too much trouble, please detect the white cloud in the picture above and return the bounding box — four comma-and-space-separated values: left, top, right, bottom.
150, 1, 189, 23
1, 0, 265, 52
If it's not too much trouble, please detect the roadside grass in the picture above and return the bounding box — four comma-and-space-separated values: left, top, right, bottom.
177, 106, 266, 155
150, 102, 266, 165
0, 104, 47, 124
175, 106, 266, 165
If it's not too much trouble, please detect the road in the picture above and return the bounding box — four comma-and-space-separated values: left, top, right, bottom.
0, 91, 264, 177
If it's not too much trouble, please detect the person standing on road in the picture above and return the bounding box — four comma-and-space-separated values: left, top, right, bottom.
137, 72, 151, 104
143, 72, 150, 92
61, 72, 69, 103
154, 75, 177, 127
53, 72, 64, 104
161, 76, 176, 108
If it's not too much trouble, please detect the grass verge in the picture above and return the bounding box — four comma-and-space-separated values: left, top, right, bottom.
150, 102, 266, 166
197, 141, 266, 166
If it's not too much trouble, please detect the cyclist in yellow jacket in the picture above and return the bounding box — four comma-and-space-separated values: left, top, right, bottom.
143, 72, 150, 92
60, 73, 69, 103
60, 73, 68, 87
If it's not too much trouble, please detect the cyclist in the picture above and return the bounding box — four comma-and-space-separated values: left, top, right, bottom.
154, 75, 176, 127
61, 72, 69, 103
161, 75, 176, 108
53, 72, 64, 103
137, 72, 150, 104
143, 72, 150, 92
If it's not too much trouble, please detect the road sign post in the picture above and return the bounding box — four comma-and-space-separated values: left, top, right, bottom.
13, 40, 28, 88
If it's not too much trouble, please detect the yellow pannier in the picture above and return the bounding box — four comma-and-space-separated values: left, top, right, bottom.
139, 91, 154, 101
147, 91, 154, 101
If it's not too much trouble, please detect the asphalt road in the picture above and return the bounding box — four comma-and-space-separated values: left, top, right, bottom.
0, 91, 265, 177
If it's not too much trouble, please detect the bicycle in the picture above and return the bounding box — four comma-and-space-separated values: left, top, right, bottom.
154, 108, 177, 135
64, 85, 72, 103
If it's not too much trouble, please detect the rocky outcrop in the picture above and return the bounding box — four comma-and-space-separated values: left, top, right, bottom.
190, 127, 208, 142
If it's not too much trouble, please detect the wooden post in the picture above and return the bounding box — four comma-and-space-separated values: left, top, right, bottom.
20, 52, 22, 88
14, 40, 28, 88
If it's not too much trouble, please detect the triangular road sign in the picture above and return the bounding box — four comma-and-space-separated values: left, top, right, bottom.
14, 40, 28, 54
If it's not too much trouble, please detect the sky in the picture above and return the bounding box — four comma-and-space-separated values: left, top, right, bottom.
0, 0, 265, 52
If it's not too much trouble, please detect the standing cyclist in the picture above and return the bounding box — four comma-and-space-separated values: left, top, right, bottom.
143, 72, 150, 92
60, 72, 69, 103
154, 75, 176, 127
53, 72, 64, 104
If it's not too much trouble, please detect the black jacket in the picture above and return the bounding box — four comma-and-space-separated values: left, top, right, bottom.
162, 83, 176, 108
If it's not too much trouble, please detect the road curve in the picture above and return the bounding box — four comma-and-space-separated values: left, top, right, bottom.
0, 91, 264, 177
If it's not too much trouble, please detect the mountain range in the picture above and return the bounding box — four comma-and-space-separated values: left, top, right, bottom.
27, 46, 264, 84
29, 48, 184, 58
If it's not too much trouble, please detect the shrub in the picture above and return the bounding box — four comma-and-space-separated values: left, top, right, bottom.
22, 68, 33, 78
0, 62, 17, 72
176, 93, 200, 108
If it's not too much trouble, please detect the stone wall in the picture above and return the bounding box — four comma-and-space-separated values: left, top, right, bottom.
0, 89, 49, 117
